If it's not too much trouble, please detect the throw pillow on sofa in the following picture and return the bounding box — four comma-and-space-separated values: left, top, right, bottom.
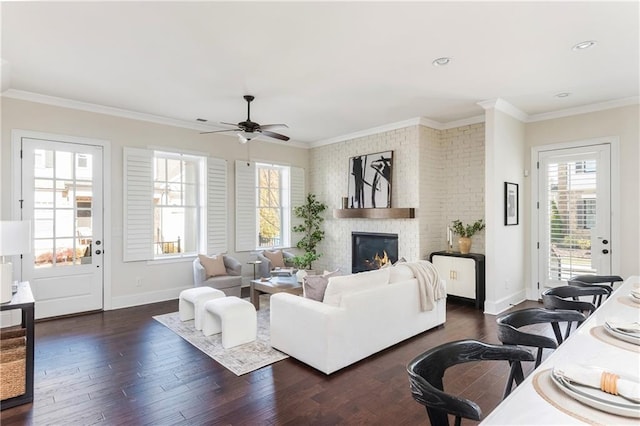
303, 269, 341, 301
323, 268, 391, 307
198, 254, 227, 277
263, 250, 286, 268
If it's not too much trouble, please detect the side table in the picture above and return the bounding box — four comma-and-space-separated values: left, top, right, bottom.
246, 260, 262, 280
429, 251, 485, 310
0, 281, 35, 409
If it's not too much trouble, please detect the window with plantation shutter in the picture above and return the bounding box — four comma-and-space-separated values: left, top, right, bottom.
123, 147, 227, 261
207, 158, 227, 254
123, 147, 154, 261
290, 167, 305, 247
235, 160, 304, 252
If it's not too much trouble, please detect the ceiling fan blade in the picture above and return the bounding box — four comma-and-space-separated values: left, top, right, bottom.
259, 130, 290, 141
199, 128, 239, 135
259, 124, 289, 131
220, 121, 240, 127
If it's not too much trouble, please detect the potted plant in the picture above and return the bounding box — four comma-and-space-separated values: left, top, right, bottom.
451, 219, 485, 254
291, 193, 327, 281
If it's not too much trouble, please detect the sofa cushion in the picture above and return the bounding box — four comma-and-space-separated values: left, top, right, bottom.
323, 268, 391, 307
389, 264, 415, 283
198, 254, 227, 277
303, 269, 341, 301
263, 250, 285, 268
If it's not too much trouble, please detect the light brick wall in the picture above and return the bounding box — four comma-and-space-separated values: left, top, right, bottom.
309, 127, 421, 273
308, 122, 485, 273
419, 126, 447, 257
442, 123, 486, 253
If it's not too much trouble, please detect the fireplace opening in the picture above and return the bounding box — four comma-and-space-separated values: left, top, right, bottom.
352, 232, 398, 273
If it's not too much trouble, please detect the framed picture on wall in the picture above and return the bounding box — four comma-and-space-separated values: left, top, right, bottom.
347, 151, 393, 208
504, 182, 519, 226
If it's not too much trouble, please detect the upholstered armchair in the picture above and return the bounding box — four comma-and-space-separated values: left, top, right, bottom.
193, 254, 243, 297
256, 250, 296, 278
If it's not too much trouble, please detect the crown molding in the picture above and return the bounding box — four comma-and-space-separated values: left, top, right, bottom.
310, 117, 424, 148
438, 114, 485, 129
1, 89, 215, 131
526, 96, 639, 123
477, 98, 528, 122
4, 89, 636, 150
0, 89, 308, 148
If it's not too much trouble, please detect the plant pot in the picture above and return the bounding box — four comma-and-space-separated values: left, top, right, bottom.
458, 237, 472, 254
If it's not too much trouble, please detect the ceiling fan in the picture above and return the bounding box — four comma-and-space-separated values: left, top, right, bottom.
200, 95, 290, 143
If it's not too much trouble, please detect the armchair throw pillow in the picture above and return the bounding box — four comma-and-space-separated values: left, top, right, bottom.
198, 254, 227, 278
263, 250, 286, 268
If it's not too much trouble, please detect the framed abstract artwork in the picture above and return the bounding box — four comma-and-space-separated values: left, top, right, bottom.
347, 151, 393, 209
505, 182, 519, 226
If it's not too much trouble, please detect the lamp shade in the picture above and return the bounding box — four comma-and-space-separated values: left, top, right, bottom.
0, 221, 32, 256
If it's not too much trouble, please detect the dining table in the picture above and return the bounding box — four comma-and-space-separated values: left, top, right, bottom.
482, 275, 640, 425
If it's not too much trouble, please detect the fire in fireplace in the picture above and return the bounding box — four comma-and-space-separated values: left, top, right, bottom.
352, 232, 399, 273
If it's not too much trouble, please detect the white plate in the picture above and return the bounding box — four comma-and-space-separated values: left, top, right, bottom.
551, 367, 640, 418
604, 322, 640, 345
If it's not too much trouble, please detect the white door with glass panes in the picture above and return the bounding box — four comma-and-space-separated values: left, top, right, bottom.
20, 137, 104, 319
537, 143, 612, 295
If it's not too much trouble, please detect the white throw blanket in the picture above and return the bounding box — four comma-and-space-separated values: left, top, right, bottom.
402, 261, 446, 312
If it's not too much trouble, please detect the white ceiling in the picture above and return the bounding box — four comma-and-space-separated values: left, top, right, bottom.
2, 1, 638, 145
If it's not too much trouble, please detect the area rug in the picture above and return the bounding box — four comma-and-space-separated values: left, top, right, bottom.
152, 297, 288, 376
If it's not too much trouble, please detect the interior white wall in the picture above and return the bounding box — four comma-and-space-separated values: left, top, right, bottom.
1, 97, 309, 309
483, 107, 526, 315
524, 104, 640, 282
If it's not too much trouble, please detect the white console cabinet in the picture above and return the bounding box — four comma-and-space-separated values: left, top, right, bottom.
429, 251, 485, 310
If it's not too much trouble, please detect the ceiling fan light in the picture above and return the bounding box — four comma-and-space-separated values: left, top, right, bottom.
237, 132, 253, 143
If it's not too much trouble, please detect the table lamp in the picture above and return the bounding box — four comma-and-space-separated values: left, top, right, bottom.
0, 221, 32, 303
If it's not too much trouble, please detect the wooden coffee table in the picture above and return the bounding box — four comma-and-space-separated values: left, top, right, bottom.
250, 276, 302, 310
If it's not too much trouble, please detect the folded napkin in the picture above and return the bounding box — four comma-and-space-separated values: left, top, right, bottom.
606, 320, 640, 335
557, 365, 640, 403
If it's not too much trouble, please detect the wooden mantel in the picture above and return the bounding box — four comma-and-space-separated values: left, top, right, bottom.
333, 208, 415, 219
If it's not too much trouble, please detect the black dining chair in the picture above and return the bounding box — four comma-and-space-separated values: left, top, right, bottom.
407, 339, 534, 426
568, 274, 623, 307
496, 307, 586, 368
541, 286, 606, 339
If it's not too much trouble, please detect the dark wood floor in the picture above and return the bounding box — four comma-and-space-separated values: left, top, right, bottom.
1, 296, 546, 425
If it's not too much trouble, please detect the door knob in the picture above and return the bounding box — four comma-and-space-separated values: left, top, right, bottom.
602, 249, 609, 254
602, 239, 608, 245
95, 250, 102, 255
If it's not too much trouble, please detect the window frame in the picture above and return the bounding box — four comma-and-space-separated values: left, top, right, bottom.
152, 150, 206, 260
255, 162, 291, 249
123, 147, 227, 263
234, 160, 304, 253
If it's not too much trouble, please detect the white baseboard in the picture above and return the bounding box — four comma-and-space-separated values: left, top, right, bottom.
110, 286, 190, 310
483, 290, 527, 315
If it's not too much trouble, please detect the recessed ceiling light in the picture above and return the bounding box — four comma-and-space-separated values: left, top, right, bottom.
432, 57, 451, 66
555, 92, 571, 98
196, 118, 208, 122
572, 40, 597, 51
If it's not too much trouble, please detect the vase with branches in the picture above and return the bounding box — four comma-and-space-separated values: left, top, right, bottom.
451, 219, 485, 254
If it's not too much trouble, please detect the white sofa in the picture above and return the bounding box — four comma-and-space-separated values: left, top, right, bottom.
270, 264, 446, 374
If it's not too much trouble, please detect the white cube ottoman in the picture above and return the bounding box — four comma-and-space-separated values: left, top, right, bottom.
202, 296, 257, 348
179, 287, 225, 330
